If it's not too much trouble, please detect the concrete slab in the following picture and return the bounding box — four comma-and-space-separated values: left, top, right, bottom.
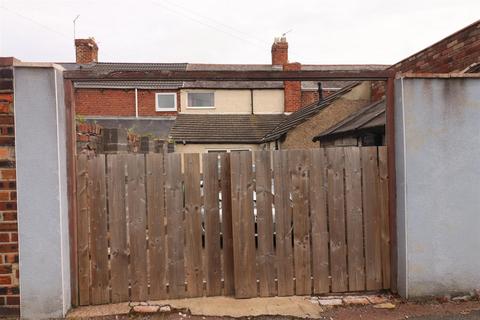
67, 296, 325, 319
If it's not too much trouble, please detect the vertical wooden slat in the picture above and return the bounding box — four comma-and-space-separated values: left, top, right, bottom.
76, 154, 90, 305
65, 79, 79, 307
361, 147, 382, 290
344, 147, 366, 291
230, 151, 257, 298
273, 150, 294, 296
165, 153, 186, 298
107, 155, 129, 302
127, 154, 148, 301
219, 153, 235, 296
309, 149, 330, 294
146, 153, 168, 299
289, 150, 312, 295
378, 147, 391, 289
255, 151, 276, 297
184, 153, 204, 297
203, 153, 222, 296
326, 148, 348, 292
89, 155, 110, 304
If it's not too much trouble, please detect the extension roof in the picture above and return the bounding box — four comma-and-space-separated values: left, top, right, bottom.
170, 114, 286, 144
312, 99, 385, 142
262, 82, 361, 142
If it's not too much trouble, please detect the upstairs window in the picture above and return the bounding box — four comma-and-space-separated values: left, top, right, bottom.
188, 92, 214, 108
156, 93, 177, 112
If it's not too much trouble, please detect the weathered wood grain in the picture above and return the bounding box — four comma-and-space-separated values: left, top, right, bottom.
89, 155, 110, 304
127, 154, 148, 301
326, 148, 348, 292
230, 151, 257, 298
219, 153, 235, 296
344, 147, 366, 291
361, 147, 382, 290
107, 155, 129, 302
76, 155, 90, 305
289, 150, 312, 295
184, 153, 204, 297
146, 153, 168, 299
254, 151, 276, 297
378, 146, 391, 289
273, 150, 294, 296
165, 153, 186, 298
309, 149, 330, 294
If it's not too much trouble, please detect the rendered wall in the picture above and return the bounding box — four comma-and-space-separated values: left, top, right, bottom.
395, 77, 480, 297
14, 66, 71, 318
180, 89, 284, 114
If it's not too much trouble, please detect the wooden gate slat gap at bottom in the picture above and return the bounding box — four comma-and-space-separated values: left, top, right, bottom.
75, 147, 391, 303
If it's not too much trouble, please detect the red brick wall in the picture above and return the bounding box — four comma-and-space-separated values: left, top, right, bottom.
372, 20, 480, 100
75, 89, 179, 117
284, 63, 302, 113
0, 58, 19, 316
301, 90, 335, 107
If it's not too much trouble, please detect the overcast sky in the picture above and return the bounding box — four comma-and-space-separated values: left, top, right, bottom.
0, 0, 479, 65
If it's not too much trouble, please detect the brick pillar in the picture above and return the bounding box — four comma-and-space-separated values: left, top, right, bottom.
284, 62, 302, 113
0, 57, 19, 317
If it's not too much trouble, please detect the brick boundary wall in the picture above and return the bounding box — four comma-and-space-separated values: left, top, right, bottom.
0, 58, 19, 316
372, 20, 480, 100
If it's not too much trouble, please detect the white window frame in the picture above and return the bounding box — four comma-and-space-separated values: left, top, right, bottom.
187, 91, 215, 109
155, 93, 177, 112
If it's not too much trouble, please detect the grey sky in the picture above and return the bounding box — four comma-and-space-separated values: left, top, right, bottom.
0, 0, 479, 65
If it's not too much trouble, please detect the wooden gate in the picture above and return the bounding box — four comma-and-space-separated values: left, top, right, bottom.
75, 147, 390, 305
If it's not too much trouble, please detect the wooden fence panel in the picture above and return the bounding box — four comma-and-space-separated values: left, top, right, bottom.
127, 154, 148, 301
146, 153, 168, 299
361, 147, 383, 290
76, 146, 391, 304
344, 147, 366, 291
107, 155, 129, 302
76, 155, 90, 305
165, 153, 186, 298
254, 151, 276, 297
326, 148, 348, 293
289, 150, 312, 295
219, 153, 235, 296
184, 153, 204, 297
309, 149, 330, 294
230, 151, 257, 298
89, 155, 110, 304
203, 153, 222, 296
378, 147, 391, 289
273, 151, 294, 296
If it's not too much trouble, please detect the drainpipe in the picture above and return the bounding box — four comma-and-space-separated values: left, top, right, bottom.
317, 82, 323, 101
250, 89, 254, 114
135, 88, 139, 118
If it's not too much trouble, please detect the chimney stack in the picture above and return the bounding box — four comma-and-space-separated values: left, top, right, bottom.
75, 38, 98, 64
271, 37, 288, 65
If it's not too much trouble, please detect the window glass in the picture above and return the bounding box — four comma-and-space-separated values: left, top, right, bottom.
156, 93, 176, 111
188, 92, 214, 107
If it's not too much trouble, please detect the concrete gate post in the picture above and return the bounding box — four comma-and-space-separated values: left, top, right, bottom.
14, 64, 71, 318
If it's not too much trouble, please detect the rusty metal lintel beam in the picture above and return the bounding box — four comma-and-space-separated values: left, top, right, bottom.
64, 70, 394, 81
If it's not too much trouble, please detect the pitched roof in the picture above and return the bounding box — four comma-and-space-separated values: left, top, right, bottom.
262, 82, 361, 142
312, 99, 385, 141
170, 114, 286, 144
84, 118, 175, 139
